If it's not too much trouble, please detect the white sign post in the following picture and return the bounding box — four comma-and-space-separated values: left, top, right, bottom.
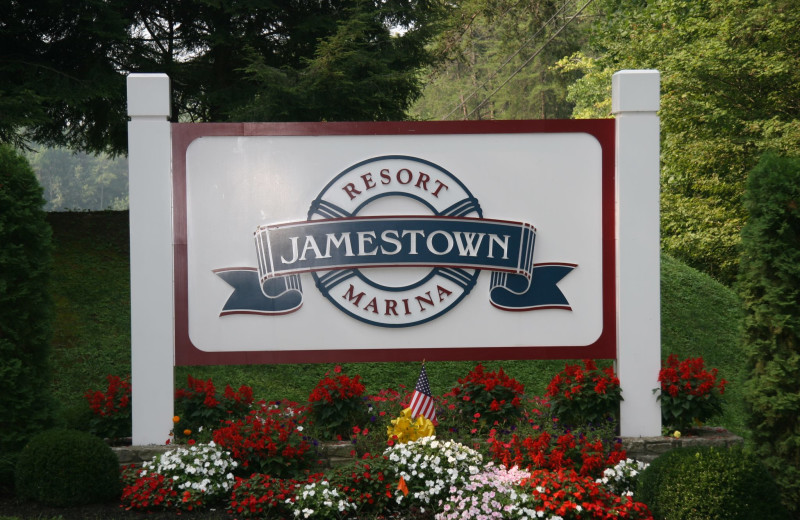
613, 70, 662, 437
126, 70, 661, 444
127, 73, 175, 444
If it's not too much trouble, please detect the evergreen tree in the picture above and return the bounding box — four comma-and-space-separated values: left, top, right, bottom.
0, 0, 444, 155
738, 152, 800, 513
0, 145, 55, 485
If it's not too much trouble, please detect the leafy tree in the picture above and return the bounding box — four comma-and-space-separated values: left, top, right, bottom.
0, 0, 444, 155
0, 144, 54, 486
559, 0, 800, 284
738, 152, 800, 514
25, 147, 129, 211
412, 0, 590, 121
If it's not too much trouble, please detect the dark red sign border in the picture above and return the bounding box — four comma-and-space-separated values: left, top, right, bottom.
173, 120, 616, 366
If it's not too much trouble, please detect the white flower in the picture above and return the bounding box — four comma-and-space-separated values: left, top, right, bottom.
595, 458, 649, 496
139, 442, 237, 504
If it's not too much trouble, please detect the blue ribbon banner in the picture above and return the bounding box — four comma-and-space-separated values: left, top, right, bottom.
216, 216, 575, 316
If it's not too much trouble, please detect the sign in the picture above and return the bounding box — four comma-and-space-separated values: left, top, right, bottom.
128, 70, 663, 443
172, 120, 616, 364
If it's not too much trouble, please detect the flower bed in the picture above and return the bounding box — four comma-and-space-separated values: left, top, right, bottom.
88, 360, 730, 518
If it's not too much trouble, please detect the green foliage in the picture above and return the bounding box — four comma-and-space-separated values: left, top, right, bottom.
0, 0, 130, 154
412, 0, 589, 121
0, 145, 54, 483
660, 253, 747, 433
1, 0, 444, 155
737, 152, 800, 513
554, 52, 614, 119
637, 446, 789, 520
236, 2, 439, 122
14, 428, 121, 507
46, 211, 132, 416
564, 0, 800, 284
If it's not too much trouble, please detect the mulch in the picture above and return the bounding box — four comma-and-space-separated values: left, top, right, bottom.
0, 493, 428, 520
0, 492, 230, 520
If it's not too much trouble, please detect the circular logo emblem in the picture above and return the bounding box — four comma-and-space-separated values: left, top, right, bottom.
308, 155, 482, 327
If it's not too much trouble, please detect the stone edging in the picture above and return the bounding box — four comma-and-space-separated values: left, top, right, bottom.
113, 441, 356, 468
620, 427, 744, 463
114, 428, 743, 467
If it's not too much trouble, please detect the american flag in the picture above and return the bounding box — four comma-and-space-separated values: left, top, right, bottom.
409, 364, 436, 422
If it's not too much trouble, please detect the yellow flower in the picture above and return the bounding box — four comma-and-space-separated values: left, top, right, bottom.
673, 430, 681, 439
387, 407, 434, 444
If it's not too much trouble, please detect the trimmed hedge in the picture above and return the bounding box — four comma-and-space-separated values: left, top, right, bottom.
637, 446, 789, 520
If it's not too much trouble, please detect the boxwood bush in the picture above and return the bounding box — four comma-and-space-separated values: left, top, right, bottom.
15, 428, 121, 506
637, 445, 789, 520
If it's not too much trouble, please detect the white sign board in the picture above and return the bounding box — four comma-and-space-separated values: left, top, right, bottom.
172, 121, 616, 364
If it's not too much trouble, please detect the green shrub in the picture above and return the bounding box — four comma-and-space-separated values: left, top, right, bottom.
0, 144, 54, 486
637, 446, 789, 520
58, 401, 94, 432
738, 152, 800, 514
14, 428, 121, 506
0, 451, 18, 493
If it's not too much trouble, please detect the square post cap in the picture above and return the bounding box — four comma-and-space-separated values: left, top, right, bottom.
612, 70, 660, 114
127, 73, 171, 117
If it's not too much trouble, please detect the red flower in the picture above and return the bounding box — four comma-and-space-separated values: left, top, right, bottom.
451, 364, 525, 425
657, 355, 727, 429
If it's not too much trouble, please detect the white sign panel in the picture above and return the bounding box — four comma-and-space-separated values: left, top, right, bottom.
173, 121, 615, 364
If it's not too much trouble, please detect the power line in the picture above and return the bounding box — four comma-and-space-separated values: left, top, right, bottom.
464, 0, 595, 119
437, 0, 528, 60
443, 0, 596, 121
439, 0, 578, 121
